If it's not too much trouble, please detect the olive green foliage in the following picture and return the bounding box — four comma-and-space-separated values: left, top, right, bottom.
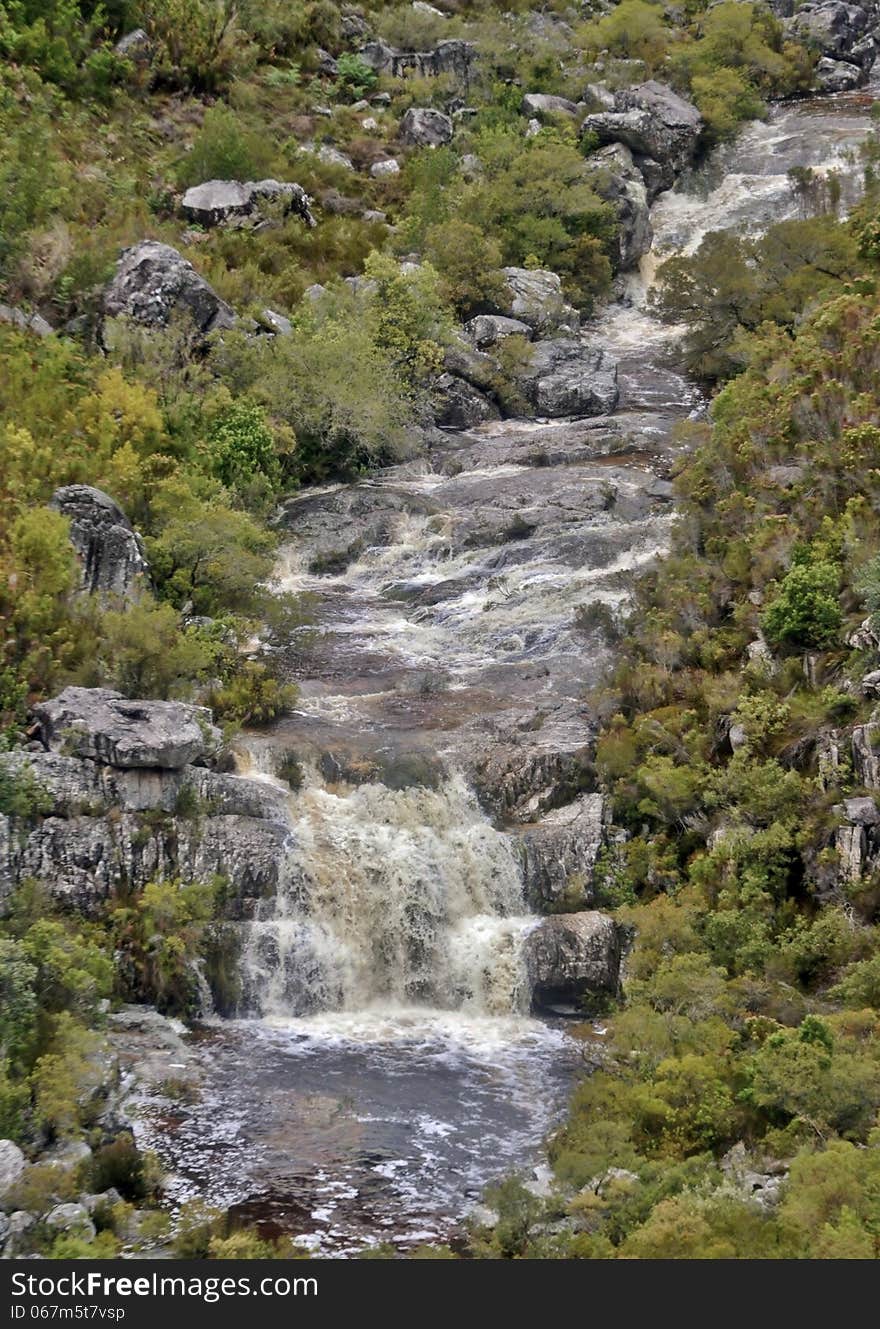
651, 218, 860, 381
112, 878, 218, 1015
174, 103, 276, 189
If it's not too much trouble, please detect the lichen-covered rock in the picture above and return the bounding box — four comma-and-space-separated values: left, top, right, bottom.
371, 158, 401, 178
34, 688, 222, 770
49, 485, 150, 603
498, 267, 580, 334
2, 1211, 35, 1256
180, 178, 315, 229
853, 722, 880, 788
114, 28, 153, 65
526, 911, 621, 1009
399, 106, 454, 147
103, 240, 236, 337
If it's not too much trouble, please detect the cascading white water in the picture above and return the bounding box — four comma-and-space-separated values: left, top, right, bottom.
240, 773, 535, 1019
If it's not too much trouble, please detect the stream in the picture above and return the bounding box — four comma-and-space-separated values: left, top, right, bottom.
130, 80, 880, 1255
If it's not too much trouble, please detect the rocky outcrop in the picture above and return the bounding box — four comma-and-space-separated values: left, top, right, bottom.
399, 107, 454, 147
180, 179, 315, 229
34, 688, 222, 770
114, 28, 153, 65
526, 911, 621, 1010
0, 303, 53, 337
0, 1141, 26, 1204
359, 38, 476, 82
102, 240, 236, 338
49, 485, 150, 603
587, 143, 653, 271
786, 1, 876, 86
583, 80, 702, 197
518, 794, 606, 911
853, 721, 880, 788
497, 267, 580, 334
814, 54, 866, 89
0, 745, 293, 915
518, 338, 619, 417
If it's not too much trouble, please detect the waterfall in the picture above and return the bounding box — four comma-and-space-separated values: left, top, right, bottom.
239, 772, 535, 1019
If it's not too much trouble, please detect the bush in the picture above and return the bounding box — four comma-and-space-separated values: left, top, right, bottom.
137, 0, 253, 92
762, 559, 842, 651
334, 53, 378, 100
174, 103, 275, 189
88, 1133, 148, 1202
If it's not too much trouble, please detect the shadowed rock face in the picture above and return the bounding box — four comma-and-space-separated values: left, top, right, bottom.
399, 107, 454, 147
0, 747, 292, 916
102, 240, 236, 337
34, 687, 222, 770
583, 80, 702, 197
359, 38, 476, 81
50, 485, 150, 603
526, 911, 622, 1010
179, 179, 316, 229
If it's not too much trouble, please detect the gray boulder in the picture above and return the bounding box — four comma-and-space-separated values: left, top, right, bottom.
180, 179, 315, 229
813, 55, 865, 89
518, 794, 606, 910
0, 1140, 26, 1204
853, 722, 880, 788
518, 338, 619, 417
526, 911, 621, 1009
103, 240, 236, 337
316, 145, 355, 171
587, 143, 652, 270
843, 795, 880, 825
434, 374, 500, 430
465, 314, 533, 349
498, 267, 580, 334
34, 687, 222, 770
522, 93, 580, 119
2, 1211, 35, 1257
0, 303, 53, 337
583, 80, 702, 195
399, 107, 454, 147
50, 485, 150, 603
114, 28, 153, 65
786, 2, 872, 64
371, 158, 401, 178
45, 1203, 96, 1241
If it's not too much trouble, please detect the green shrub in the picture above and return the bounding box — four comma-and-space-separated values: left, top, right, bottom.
174, 103, 275, 189
88, 1133, 148, 1202
762, 560, 842, 651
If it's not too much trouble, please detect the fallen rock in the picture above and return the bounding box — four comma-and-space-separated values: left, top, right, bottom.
399, 106, 454, 147
45, 1202, 96, 1240
34, 687, 222, 770
786, 2, 872, 66
2, 1211, 35, 1257
316, 145, 355, 171
526, 911, 621, 1009
49, 485, 150, 604
371, 158, 401, 178
522, 92, 580, 119
465, 314, 534, 349
103, 240, 236, 337
498, 267, 580, 334
843, 795, 880, 825
180, 179, 315, 229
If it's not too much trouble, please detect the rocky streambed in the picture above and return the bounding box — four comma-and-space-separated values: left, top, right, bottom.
3, 77, 880, 1256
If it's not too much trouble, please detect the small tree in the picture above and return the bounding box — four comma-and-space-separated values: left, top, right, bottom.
761, 559, 842, 651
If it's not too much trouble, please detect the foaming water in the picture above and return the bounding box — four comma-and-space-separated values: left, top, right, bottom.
240, 775, 534, 1019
